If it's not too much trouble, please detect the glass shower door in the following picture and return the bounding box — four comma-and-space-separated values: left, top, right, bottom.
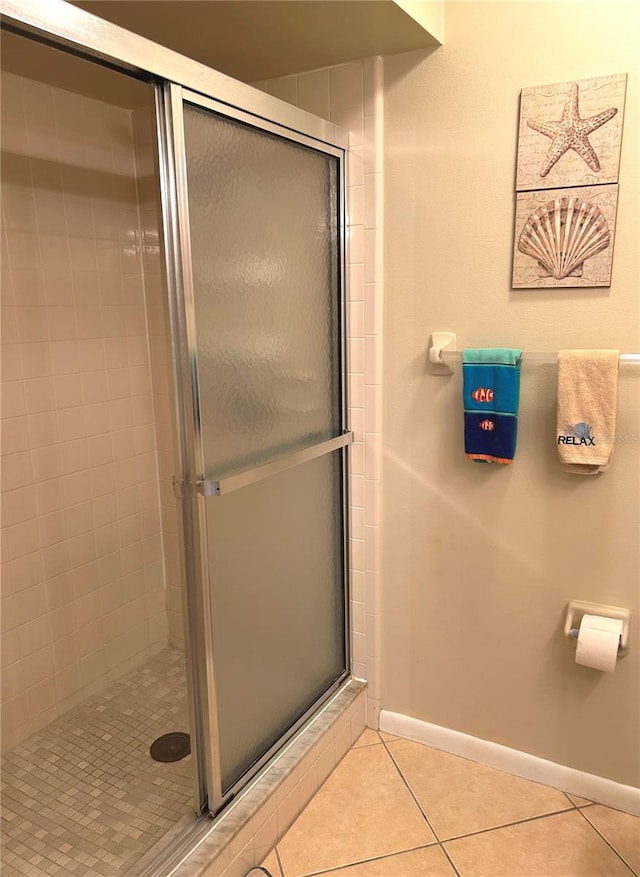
158, 84, 350, 811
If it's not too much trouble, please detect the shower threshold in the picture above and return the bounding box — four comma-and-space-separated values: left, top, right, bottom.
158, 678, 366, 877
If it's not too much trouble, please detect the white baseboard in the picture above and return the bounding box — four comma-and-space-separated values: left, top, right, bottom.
379, 710, 640, 817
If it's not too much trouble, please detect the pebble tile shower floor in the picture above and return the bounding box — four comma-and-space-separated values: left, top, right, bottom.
0, 648, 193, 876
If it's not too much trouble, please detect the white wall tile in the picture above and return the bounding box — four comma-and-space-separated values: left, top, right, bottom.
329, 64, 364, 146
265, 76, 298, 106
1, 74, 172, 747
297, 69, 330, 120
348, 184, 364, 227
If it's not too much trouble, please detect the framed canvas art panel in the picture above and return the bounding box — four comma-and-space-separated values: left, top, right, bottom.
512, 184, 619, 289
516, 74, 627, 192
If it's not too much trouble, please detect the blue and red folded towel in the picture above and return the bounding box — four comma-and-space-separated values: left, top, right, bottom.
463, 349, 522, 464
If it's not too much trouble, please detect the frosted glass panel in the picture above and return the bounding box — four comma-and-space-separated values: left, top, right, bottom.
183, 104, 341, 476
182, 101, 346, 797
207, 453, 345, 792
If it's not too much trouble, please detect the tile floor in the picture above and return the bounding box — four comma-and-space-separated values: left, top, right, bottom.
0, 648, 194, 876
262, 730, 640, 877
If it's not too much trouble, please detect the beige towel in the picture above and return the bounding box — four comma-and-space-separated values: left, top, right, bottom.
556, 350, 620, 475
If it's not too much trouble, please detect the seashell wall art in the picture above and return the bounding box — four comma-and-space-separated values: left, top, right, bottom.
513, 185, 618, 288
512, 74, 626, 289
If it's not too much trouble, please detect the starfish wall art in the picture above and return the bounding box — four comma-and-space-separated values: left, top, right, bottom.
516, 74, 627, 191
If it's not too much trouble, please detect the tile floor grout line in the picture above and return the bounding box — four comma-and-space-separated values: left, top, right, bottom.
381, 737, 603, 846
288, 841, 451, 877
378, 738, 619, 871
576, 807, 638, 877
380, 736, 462, 877
440, 805, 585, 844
561, 791, 596, 813
275, 732, 456, 877
379, 737, 444, 841
272, 732, 635, 877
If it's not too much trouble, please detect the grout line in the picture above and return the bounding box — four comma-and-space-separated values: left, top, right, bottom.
271, 735, 631, 877
562, 791, 596, 811
380, 736, 461, 877
577, 807, 638, 877
292, 842, 446, 877
275, 844, 285, 877
380, 738, 611, 868
441, 806, 584, 844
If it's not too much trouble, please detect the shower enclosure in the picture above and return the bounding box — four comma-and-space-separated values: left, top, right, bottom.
158, 84, 351, 813
1, 2, 351, 872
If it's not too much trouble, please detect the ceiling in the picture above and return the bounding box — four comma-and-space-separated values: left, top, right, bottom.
70, 0, 439, 82
1, 1, 439, 109
0, 29, 152, 107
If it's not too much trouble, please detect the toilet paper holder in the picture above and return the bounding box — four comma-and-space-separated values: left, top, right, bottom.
564, 600, 630, 651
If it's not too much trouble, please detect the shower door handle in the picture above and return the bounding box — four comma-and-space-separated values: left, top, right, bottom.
197, 431, 353, 497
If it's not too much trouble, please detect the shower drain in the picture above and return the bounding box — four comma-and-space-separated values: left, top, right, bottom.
150, 732, 191, 762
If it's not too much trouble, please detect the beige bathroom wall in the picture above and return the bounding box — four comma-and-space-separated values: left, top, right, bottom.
0, 72, 169, 749
383, 1, 639, 786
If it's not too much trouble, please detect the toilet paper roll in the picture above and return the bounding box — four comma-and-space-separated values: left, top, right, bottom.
575, 614, 623, 673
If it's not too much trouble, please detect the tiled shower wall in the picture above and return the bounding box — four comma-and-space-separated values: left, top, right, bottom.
132, 109, 185, 649
254, 59, 384, 728
0, 72, 171, 750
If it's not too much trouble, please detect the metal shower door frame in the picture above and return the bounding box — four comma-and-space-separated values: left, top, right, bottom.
156, 83, 351, 815
1, 0, 352, 820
